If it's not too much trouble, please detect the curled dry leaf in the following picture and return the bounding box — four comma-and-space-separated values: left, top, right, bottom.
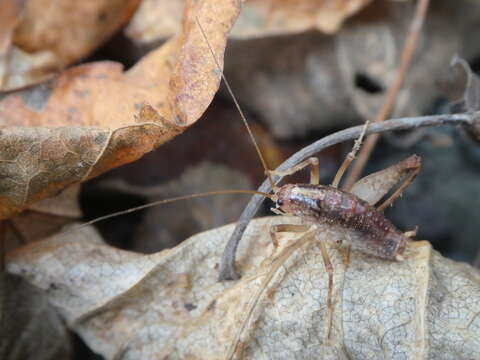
449, 57, 480, 142
0, 0, 241, 220
0, 0, 140, 90
126, 0, 373, 44
6, 216, 480, 359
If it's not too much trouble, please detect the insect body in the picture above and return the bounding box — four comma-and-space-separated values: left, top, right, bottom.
274, 183, 408, 261
247, 150, 420, 341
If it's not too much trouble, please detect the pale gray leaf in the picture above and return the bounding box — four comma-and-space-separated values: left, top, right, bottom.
6, 217, 480, 359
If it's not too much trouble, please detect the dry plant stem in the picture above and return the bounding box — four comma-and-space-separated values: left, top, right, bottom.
342, 0, 431, 190
218, 112, 475, 281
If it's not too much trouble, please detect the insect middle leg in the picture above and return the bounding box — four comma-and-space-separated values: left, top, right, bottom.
269, 224, 310, 249
267, 157, 320, 185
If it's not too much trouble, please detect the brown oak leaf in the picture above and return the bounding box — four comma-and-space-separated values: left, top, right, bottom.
0, 0, 241, 219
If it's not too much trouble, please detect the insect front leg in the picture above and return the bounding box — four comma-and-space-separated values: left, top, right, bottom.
267, 157, 320, 185
269, 224, 310, 249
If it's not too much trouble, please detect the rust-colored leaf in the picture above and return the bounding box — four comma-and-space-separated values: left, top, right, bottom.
0, 0, 140, 90
126, 0, 373, 44
0, 0, 241, 220
0, 0, 24, 55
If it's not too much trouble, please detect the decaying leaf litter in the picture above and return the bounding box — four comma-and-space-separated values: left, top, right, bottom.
2, 0, 478, 358
0, 0, 240, 220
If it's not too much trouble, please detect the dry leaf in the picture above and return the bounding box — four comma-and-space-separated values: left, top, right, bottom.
449, 57, 480, 143
0, 0, 24, 55
92, 162, 252, 252
231, 0, 373, 37
3, 184, 81, 253
80, 105, 281, 252
6, 216, 480, 359
0, 0, 140, 90
126, 0, 373, 44
0, 0, 241, 220
222, 1, 461, 138
0, 272, 71, 360
27, 183, 81, 218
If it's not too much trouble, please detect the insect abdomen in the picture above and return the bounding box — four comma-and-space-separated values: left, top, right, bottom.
276, 184, 407, 260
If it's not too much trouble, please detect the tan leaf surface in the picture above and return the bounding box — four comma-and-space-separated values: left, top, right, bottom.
0, 0, 140, 90
6, 216, 480, 359
0, 0, 241, 220
126, 0, 373, 44
0, 0, 24, 56
3, 184, 81, 253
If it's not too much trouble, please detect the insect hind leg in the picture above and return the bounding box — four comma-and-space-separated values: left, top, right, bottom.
376, 156, 421, 211
404, 226, 419, 238
318, 239, 335, 340
270, 223, 335, 340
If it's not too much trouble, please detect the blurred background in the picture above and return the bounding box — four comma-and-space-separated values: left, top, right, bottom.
81, 0, 480, 264
2, 0, 480, 358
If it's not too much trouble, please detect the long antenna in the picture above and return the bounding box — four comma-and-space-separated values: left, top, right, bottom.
195, 17, 277, 190
61, 19, 279, 235
66, 189, 272, 233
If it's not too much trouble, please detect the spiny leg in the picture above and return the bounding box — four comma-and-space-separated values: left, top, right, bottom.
269, 224, 310, 249
332, 120, 370, 188
404, 226, 418, 238
318, 239, 335, 340
268, 157, 320, 186
270, 224, 335, 339
376, 162, 421, 211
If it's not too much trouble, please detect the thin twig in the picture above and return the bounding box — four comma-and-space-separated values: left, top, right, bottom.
218, 111, 475, 281
342, 0, 431, 190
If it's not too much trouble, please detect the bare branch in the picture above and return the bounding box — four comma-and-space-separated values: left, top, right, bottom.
218, 111, 475, 281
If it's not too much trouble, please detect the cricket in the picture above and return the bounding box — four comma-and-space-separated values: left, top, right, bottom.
6, 1, 480, 358
61, 17, 425, 342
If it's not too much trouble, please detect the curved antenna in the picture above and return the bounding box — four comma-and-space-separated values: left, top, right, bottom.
66, 189, 273, 233
195, 17, 277, 191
